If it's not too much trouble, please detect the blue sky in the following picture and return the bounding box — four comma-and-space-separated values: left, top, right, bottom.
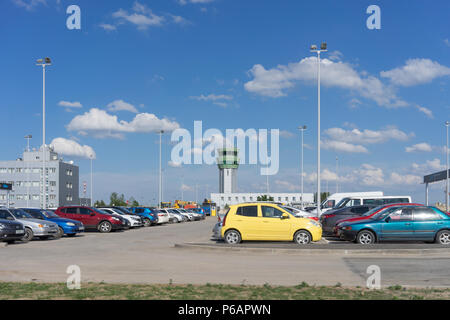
1, 0, 449, 205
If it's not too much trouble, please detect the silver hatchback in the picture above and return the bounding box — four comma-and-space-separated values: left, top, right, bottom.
7, 208, 60, 241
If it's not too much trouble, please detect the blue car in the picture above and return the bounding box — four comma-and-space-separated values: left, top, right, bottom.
337, 205, 450, 245
21, 208, 84, 237
128, 207, 158, 227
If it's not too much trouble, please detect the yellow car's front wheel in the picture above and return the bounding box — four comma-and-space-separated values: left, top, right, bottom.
224, 229, 241, 244
294, 230, 311, 245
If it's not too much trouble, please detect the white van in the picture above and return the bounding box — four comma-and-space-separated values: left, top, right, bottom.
314, 192, 384, 214
333, 195, 411, 210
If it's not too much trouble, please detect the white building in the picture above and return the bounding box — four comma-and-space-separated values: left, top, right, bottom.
211, 192, 314, 210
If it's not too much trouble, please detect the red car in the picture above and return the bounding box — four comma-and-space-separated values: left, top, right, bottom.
55, 206, 127, 233
333, 203, 424, 235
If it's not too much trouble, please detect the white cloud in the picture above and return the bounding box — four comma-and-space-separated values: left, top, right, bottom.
445, 39, 450, 47
324, 126, 413, 145
178, 0, 215, 5
244, 56, 407, 108
355, 164, 384, 186
99, 23, 117, 31
412, 158, 446, 173
380, 59, 450, 87
58, 101, 82, 108
190, 94, 233, 102
389, 172, 421, 185
168, 161, 182, 168
12, 0, 46, 11
107, 100, 139, 113
274, 180, 298, 192
405, 143, 433, 153
279, 130, 295, 139
415, 105, 434, 119
50, 138, 96, 160
321, 140, 369, 153
67, 108, 180, 139
112, 2, 165, 30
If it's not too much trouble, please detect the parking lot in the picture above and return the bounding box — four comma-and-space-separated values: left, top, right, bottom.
2, 216, 450, 288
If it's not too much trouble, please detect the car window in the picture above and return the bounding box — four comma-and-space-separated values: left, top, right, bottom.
0, 209, 14, 220
413, 208, 441, 221
389, 207, 413, 221
78, 208, 91, 215
65, 207, 78, 214
261, 206, 284, 218
236, 206, 258, 217
28, 211, 44, 219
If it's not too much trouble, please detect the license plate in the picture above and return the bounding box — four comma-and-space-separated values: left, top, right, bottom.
16, 230, 24, 234
79, 227, 84, 230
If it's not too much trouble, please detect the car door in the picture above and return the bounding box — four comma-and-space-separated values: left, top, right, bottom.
78, 207, 98, 227
259, 205, 292, 240
233, 205, 260, 239
64, 207, 78, 220
380, 207, 414, 240
412, 207, 444, 241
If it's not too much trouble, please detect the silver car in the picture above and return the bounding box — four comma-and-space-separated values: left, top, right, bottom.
7, 208, 60, 241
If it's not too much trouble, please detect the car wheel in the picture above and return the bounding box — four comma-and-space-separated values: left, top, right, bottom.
143, 218, 151, 227
435, 230, 450, 245
294, 230, 311, 245
357, 230, 376, 245
224, 230, 241, 244
98, 221, 112, 233
21, 228, 33, 242
53, 227, 64, 240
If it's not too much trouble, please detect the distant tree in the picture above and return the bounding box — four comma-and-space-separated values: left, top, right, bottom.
257, 195, 274, 202
314, 192, 330, 203
129, 197, 139, 207
94, 200, 106, 207
110, 192, 127, 206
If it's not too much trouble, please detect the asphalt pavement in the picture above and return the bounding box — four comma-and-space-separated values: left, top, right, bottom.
1, 217, 449, 288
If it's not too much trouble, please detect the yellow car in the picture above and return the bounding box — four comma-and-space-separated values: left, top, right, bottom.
220, 203, 322, 245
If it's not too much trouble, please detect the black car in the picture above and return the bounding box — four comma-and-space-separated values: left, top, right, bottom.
0, 210, 26, 244
319, 205, 378, 235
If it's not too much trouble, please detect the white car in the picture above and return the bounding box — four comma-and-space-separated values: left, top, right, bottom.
161, 209, 184, 223
154, 209, 170, 224
282, 205, 318, 220
171, 208, 194, 221
99, 207, 143, 228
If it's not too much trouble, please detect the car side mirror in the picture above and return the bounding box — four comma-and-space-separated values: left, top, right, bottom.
385, 216, 391, 223
90, 212, 95, 216
281, 213, 289, 219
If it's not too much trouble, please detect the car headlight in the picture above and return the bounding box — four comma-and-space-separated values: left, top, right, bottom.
0, 223, 5, 230
66, 222, 75, 226
308, 220, 320, 227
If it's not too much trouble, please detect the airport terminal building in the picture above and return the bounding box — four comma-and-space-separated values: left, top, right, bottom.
0, 146, 81, 208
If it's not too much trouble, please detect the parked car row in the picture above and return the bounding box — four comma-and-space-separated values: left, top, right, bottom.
0, 205, 207, 245
213, 202, 450, 246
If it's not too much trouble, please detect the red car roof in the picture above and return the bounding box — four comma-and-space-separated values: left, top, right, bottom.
335, 203, 423, 225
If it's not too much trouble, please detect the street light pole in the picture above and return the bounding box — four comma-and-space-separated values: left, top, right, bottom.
25, 135, 32, 207
310, 43, 327, 216
446, 121, 449, 213
36, 58, 51, 210
298, 125, 307, 209
336, 156, 339, 194
90, 154, 93, 206
159, 130, 164, 208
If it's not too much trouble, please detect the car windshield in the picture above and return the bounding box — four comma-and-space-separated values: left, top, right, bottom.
41, 210, 60, 218
373, 206, 406, 220
92, 208, 110, 215
360, 205, 385, 217
334, 198, 350, 209
116, 207, 132, 214
11, 208, 33, 219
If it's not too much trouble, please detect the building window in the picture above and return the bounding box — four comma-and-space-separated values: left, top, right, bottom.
15, 168, 23, 173
0, 168, 6, 173
32, 181, 40, 187
32, 195, 39, 201
50, 181, 56, 187
49, 168, 56, 174
49, 194, 56, 200
8, 168, 14, 174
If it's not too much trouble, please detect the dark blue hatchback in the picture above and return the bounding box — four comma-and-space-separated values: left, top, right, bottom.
128, 207, 158, 226
337, 205, 450, 245
21, 208, 84, 237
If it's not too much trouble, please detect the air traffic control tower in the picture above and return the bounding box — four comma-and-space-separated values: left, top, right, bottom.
217, 148, 239, 193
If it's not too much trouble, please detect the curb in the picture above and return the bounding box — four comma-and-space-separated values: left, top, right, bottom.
174, 243, 450, 256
